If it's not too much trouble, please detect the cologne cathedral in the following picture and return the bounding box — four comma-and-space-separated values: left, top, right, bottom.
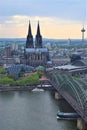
25, 21, 49, 67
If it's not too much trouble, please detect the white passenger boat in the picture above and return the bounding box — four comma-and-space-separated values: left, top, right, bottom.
32, 88, 44, 92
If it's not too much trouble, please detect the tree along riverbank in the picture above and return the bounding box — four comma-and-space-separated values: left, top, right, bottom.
0, 68, 43, 86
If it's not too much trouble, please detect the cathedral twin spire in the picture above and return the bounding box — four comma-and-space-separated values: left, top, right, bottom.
28, 21, 32, 37
26, 21, 42, 48
26, 21, 33, 48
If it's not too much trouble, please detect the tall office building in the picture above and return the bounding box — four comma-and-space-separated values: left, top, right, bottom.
5, 46, 11, 58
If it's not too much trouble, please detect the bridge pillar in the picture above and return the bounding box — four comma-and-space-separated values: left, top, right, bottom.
55, 92, 62, 100
77, 118, 87, 130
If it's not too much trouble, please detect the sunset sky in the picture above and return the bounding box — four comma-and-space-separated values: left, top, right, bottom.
0, 0, 87, 39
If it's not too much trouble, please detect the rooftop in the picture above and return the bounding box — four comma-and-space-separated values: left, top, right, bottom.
25, 48, 48, 53
54, 65, 81, 70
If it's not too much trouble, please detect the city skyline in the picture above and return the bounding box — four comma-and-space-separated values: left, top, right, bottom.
0, 0, 87, 39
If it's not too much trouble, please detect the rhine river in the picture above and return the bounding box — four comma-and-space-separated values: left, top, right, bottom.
0, 91, 77, 130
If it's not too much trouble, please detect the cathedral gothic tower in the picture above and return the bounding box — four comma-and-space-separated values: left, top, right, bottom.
25, 20, 50, 67
35, 21, 42, 48
26, 21, 34, 48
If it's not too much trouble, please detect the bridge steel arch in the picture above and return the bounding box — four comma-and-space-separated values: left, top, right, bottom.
60, 81, 84, 109
47, 71, 87, 123
52, 74, 84, 109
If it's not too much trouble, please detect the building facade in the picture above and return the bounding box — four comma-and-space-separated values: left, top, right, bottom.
25, 21, 49, 67
5, 46, 11, 58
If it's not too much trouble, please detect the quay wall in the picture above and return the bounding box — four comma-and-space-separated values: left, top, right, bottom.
0, 85, 54, 91
0, 85, 36, 92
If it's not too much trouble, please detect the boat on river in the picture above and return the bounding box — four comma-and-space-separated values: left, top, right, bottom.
32, 88, 44, 92
57, 111, 80, 120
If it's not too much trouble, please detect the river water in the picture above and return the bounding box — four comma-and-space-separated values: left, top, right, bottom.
0, 91, 77, 130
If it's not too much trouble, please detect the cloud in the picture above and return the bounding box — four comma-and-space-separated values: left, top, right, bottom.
0, 15, 86, 39
0, 0, 87, 38
0, 15, 82, 28
0, 0, 87, 23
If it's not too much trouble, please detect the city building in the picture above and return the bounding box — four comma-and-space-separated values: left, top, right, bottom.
7, 64, 34, 79
5, 46, 11, 58
25, 21, 49, 67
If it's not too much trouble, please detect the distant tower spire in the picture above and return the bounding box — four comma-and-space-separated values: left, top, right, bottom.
81, 25, 86, 47
26, 20, 34, 48
28, 20, 32, 36
35, 21, 42, 48
37, 21, 40, 35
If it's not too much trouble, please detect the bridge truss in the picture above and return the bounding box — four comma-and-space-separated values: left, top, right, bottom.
47, 71, 87, 123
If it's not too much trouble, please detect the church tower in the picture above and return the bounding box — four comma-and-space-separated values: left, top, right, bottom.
25, 20, 50, 67
26, 21, 34, 48
35, 21, 42, 48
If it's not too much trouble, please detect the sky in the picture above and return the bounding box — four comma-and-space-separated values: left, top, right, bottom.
0, 0, 87, 39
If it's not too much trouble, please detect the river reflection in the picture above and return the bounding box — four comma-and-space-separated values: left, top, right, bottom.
0, 91, 77, 130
